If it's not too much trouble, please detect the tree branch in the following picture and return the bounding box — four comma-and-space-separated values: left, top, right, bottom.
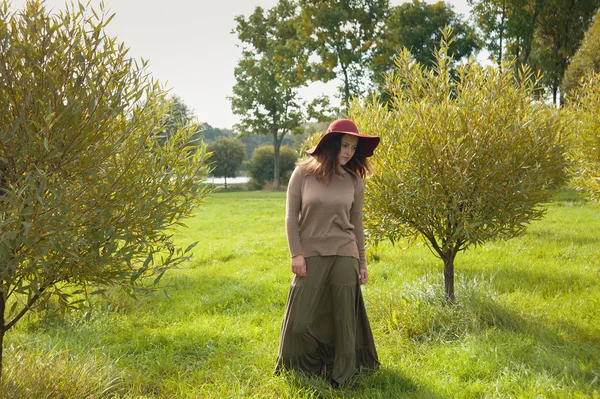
4, 287, 46, 331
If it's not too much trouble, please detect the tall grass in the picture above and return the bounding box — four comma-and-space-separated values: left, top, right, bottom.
2, 189, 599, 398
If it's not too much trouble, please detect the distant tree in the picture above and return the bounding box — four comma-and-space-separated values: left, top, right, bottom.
240, 133, 295, 160
528, 0, 599, 104
299, 0, 389, 110
353, 35, 566, 301
248, 145, 298, 187
567, 72, 600, 202
469, 0, 599, 103
371, 0, 479, 99
156, 95, 202, 147
0, 1, 211, 374
468, 0, 542, 67
230, 0, 309, 188
200, 123, 235, 143
561, 9, 600, 98
207, 138, 246, 188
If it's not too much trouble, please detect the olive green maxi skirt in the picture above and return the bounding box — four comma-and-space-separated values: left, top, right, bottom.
275, 255, 379, 385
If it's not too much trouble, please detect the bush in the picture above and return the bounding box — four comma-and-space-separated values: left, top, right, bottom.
353, 32, 566, 300
567, 72, 600, 202
247, 145, 298, 187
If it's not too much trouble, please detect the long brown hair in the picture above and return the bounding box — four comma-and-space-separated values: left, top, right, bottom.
298, 134, 372, 185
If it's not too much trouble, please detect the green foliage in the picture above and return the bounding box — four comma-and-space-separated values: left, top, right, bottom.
230, 0, 309, 187
200, 123, 235, 143
529, 0, 599, 103
299, 0, 389, 109
371, 0, 479, 98
155, 95, 202, 147
562, 9, 600, 98
352, 34, 566, 299
469, 0, 600, 103
566, 72, 600, 202
468, 0, 542, 66
0, 0, 211, 366
247, 145, 297, 187
207, 138, 246, 183
239, 131, 294, 160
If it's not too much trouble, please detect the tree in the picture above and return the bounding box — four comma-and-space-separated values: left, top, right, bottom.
352, 35, 566, 301
0, 1, 211, 374
230, 0, 309, 188
207, 138, 246, 188
156, 95, 203, 147
299, 0, 389, 110
468, 0, 542, 67
469, 0, 599, 103
528, 0, 599, 104
370, 0, 479, 99
247, 145, 298, 187
561, 9, 600, 98
200, 123, 235, 143
567, 72, 600, 202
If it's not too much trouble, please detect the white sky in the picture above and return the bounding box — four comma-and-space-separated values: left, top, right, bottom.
11, 0, 472, 129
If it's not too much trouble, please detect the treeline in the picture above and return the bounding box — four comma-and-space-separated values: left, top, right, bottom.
222, 0, 600, 187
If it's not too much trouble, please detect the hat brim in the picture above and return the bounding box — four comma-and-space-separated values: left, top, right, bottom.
306, 131, 380, 158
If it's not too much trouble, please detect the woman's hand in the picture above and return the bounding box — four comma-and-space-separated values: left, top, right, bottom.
291, 255, 306, 277
359, 268, 368, 285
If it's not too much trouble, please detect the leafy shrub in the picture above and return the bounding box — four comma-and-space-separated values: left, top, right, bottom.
247, 145, 298, 188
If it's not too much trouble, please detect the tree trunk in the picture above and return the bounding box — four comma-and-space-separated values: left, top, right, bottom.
442, 253, 456, 302
498, 0, 506, 67
272, 128, 280, 188
0, 291, 5, 378
224, 176, 228, 189
341, 63, 350, 111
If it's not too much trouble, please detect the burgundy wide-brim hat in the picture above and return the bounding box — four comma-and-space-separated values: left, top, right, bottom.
306, 119, 380, 158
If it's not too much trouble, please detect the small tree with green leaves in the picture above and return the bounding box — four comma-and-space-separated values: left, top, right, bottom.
352, 35, 566, 301
567, 72, 600, 202
207, 138, 246, 188
0, 1, 210, 375
248, 145, 298, 188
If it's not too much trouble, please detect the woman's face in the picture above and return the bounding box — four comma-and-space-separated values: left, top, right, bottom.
338, 134, 358, 166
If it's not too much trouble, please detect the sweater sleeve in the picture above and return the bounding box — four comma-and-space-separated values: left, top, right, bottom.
285, 167, 303, 257
350, 177, 367, 270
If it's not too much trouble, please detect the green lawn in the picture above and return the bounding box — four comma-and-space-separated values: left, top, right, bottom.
2, 189, 600, 398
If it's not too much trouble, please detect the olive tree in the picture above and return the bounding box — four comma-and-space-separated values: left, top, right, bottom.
0, 1, 210, 374
567, 72, 600, 202
352, 36, 566, 301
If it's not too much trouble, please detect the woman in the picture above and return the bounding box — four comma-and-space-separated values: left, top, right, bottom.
275, 119, 380, 388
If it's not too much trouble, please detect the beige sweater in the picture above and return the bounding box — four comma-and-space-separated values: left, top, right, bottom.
285, 166, 367, 270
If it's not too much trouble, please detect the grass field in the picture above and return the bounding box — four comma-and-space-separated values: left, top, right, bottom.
2, 189, 600, 398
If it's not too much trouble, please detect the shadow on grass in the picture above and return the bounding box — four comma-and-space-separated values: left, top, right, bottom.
394, 279, 600, 393
462, 264, 597, 298
279, 366, 446, 399
183, 273, 285, 315
468, 293, 600, 390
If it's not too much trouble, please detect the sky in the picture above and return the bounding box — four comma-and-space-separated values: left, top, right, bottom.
11, 0, 472, 130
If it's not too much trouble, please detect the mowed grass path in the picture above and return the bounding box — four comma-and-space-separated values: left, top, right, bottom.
3, 190, 600, 398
